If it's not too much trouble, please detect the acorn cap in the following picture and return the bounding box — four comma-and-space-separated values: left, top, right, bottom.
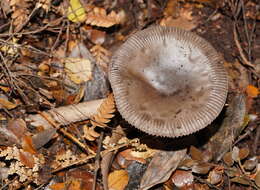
109, 26, 228, 137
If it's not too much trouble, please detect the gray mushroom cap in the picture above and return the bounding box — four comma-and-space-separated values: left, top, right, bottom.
109, 26, 228, 137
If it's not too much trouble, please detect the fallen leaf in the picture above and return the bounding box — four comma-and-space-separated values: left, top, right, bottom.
223, 152, 234, 166
19, 150, 35, 168
67, 0, 86, 23
0, 98, 17, 110
22, 135, 37, 154
192, 162, 213, 175
7, 119, 27, 139
171, 170, 194, 188
108, 170, 129, 190
255, 171, 260, 188
160, 16, 198, 31
85, 6, 121, 28
239, 147, 250, 160
64, 57, 92, 84
140, 149, 187, 190
190, 146, 204, 162
119, 149, 147, 164
49, 182, 65, 190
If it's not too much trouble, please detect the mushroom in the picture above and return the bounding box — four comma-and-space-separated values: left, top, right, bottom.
109, 26, 228, 137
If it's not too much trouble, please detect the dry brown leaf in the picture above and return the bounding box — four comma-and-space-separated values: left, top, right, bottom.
10, 0, 30, 32
66, 85, 85, 104
108, 170, 129, 190
83, 126, 100, 141
190, 146, 204, 162
160, 7, 198, 30
86, 29, 106, 45
49, 182, 66, 190
171, 170, 194, 188
255, 171, 260, 188
64, 57, 92, 84
119, 149, 147, 164
90, 93, 116, 128
0, 98, 18, 110
22, 135, 37, 155
7, 119, 27, 140
160, 16, 198, 31
19, 150, 35, 168
85, 6, 121, 28
164, 0, 179, 17
90, 44, 111, 72
140, 149, 187, 190
207, 166, 224, 185
36, 0, 51, 12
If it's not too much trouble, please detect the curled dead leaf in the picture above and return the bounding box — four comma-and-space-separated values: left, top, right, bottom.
108, 170, 129, 190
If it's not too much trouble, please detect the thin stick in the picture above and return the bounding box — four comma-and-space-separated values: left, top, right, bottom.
233, 25, 255, 68
92, 132, 104, 190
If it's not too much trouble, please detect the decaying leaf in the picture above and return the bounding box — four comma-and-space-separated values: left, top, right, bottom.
171, 170, 194, 188
49, 182, 66, 190
0, 98, 18, 110
10, 0, 30, 32
7, 119, 27, 140
22, 135, 37, 155
90, 44, 111, 72
160, 8, 198, 30
223, 151, 234, 166
64, 57, 92, 84
140, 149, 187, 190
85, 6, 121, 28
108, 170, 129, 190
36, 0, 51, 12
67, 0, 86, 23
207, 166, 224, 185
255, 171, 260, 188
19, 150, 35, 168
190, 146, 204, 162
192, 162, 213, 175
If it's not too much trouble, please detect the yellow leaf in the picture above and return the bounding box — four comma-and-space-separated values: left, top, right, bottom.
0, 98, 17, 110
108, 170, 129, 190
64, 57, 92, 84
67, 0, 86, 23
246, 85, 259, 98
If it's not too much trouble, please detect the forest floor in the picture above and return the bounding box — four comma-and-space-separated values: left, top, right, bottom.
0, 0, 260, 189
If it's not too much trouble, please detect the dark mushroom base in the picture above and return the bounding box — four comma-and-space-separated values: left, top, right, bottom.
109, 26, 228, 137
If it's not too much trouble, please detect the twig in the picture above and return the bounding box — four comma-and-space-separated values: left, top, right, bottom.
194, 176, 222, 190
92, 132, 104, 190
15, 6, 39, 33
51, 20, 66, 52
233, 25, 255, 69
233, 122, 258, 145
39, 111, 95, 155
